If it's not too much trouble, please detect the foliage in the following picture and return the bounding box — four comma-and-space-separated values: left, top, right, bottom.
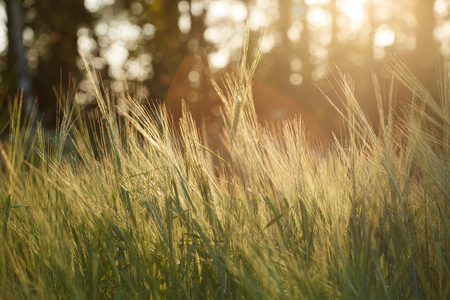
0, 45, 448, 299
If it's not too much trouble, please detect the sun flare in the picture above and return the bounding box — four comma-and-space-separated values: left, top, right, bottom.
306, 0, 370, 30
338, 0, 369, 28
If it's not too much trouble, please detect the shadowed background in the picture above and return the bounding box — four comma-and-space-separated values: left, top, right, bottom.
0, 0, 448, 137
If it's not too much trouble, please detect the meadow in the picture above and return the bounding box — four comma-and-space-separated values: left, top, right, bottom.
0, 43, 448, 299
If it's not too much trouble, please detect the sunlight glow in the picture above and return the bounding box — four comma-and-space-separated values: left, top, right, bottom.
307, 7, 332, 28
191, 0, 204, 17
289, 56, 302, 72
207, 1, 228, 20
259, 34, 275, 53
289, 73, 303, 86
178, 14, 191, 34
84, 0, 115, 13
435, 21, 450, 55
77, 27, 97, 54
207, 1, 247, 22
249, 9, 267, 30
337, 0, 369, 28
305, 0, 330, 5
434, 0, 450, 55
208, 49, 230, 69
230, 2, 248, 22
0, 3, 7, 53
434, 0, 450, 16
288, 21, 303, 42
374, 25, 395, 47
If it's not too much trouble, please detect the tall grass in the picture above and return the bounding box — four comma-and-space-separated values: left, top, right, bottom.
0, 44, 448, 299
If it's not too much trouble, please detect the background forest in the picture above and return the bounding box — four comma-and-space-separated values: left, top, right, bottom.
0, 0, 449, 133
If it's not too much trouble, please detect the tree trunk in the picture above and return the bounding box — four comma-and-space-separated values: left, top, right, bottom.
6, 0, 38, 118
411, 0, 436, 93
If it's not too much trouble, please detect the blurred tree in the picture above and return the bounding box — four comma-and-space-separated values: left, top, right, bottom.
296, 1, 313, 100
151, 0, 185, 102
31, 0, 92, 123
5, 0, 36, 118
2, 0, 92, 125
79, 0, 186, 105
271, 0, 293, 90
412, 0, 436, 92
183, 0, 209, 104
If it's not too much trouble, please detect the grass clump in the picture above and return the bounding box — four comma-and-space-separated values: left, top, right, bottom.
0, 43, 448, 299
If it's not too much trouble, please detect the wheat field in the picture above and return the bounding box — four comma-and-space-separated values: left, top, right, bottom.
0, 43, 448, 299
